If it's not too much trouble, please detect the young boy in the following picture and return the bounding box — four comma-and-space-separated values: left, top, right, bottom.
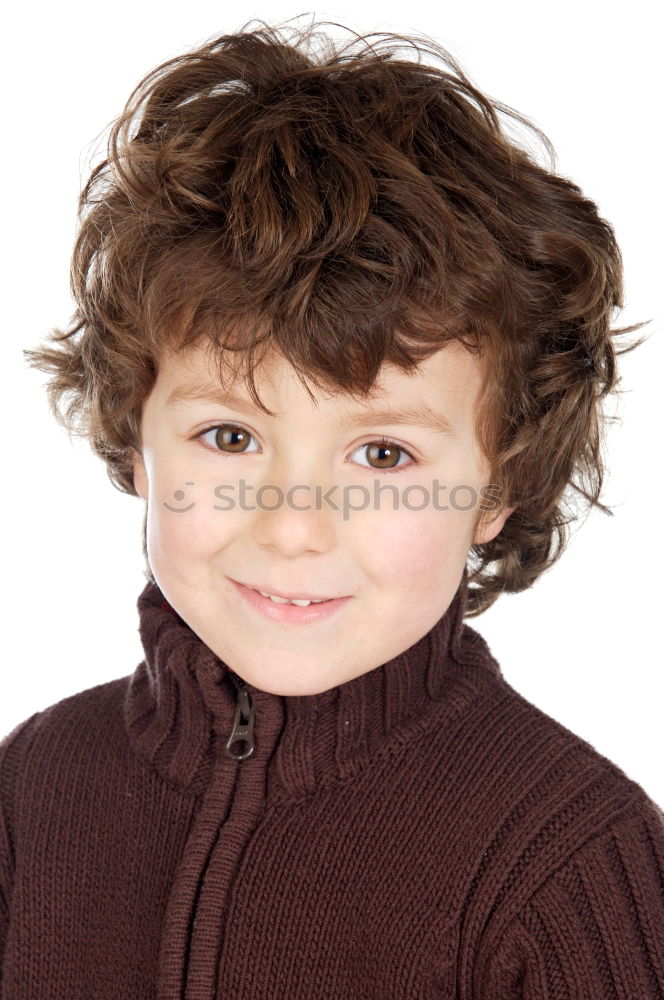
3, 17, 663, 998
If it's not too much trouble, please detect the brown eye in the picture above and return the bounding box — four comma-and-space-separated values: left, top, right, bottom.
197, 424, 259, 454
351, 438, 414, 473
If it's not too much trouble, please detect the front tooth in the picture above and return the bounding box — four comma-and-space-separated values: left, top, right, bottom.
258, 590, 312, 606
259, 591, 290, 604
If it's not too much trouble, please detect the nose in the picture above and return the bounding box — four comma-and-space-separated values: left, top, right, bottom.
251, 478, 338, 555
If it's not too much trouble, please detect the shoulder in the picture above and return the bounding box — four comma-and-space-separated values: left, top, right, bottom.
1, 676, 129, 747
473, 666, 663, 888
0, 676, 131, 802
454, 619, 633, 782
452, 654, 651, 816
447, 665, 664, 997
403, 626, 663, 997
433, 646, 662, 894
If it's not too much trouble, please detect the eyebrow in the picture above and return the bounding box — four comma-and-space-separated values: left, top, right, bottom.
166, 382, 456, 435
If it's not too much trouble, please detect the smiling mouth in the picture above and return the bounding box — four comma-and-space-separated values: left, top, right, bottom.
254, 590, 330, 606
229, 579, 352, 622
237, 580, 343, 604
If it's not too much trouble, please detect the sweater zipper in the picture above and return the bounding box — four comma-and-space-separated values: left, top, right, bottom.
224, 670, 256, 761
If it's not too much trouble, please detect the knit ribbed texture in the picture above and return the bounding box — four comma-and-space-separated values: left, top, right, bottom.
1, 573, 663, 998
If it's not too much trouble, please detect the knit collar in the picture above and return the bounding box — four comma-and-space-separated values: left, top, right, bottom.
124, 571, 503, 802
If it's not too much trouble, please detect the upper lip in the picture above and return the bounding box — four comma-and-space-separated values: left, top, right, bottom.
234, 579, 345, 601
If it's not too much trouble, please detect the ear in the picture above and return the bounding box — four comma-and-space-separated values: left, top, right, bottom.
131, 447, 148, 501
473, 505, 516, 546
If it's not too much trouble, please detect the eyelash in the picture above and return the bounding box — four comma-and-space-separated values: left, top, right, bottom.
192, 423, 418, 474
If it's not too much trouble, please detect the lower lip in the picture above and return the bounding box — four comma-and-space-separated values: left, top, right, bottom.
229, 579, 352, 625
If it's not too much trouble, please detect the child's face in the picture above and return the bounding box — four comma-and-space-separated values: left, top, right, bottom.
132, 339, 513, 695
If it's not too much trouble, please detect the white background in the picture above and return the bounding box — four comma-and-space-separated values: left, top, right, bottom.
2, 2, 662, 803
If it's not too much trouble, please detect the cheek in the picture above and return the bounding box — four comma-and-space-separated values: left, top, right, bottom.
356, 503, 473, 592
146, 472, 236, 559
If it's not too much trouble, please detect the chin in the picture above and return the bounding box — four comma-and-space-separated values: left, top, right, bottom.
253, 673, 337, 698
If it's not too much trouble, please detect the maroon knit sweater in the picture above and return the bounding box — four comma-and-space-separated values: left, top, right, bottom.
1, 574, 663, 999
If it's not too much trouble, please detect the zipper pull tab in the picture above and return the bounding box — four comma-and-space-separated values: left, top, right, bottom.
225, 677, 255, 761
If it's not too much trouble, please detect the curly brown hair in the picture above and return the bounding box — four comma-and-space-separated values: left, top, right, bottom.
22, 16, 649, 616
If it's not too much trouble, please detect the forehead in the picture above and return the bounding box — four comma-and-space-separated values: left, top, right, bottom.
157, 338, 486, 413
